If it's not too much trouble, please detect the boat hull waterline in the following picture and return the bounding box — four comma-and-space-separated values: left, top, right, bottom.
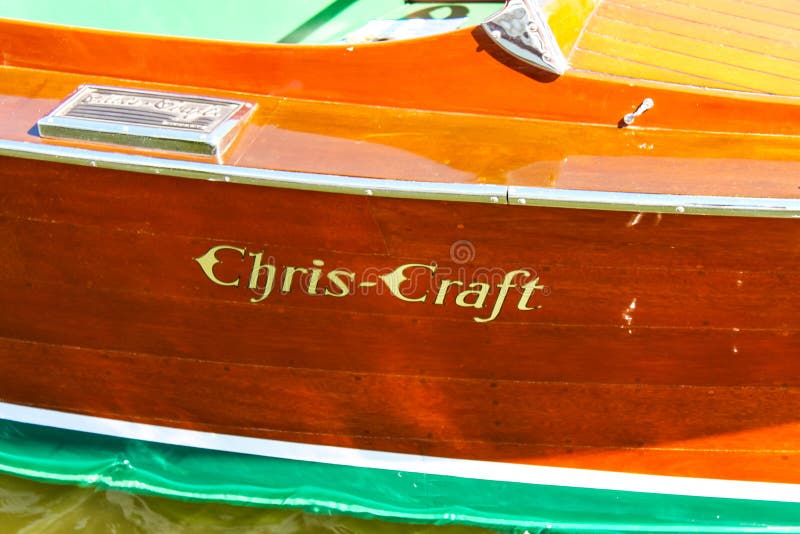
2, 402, 800, 532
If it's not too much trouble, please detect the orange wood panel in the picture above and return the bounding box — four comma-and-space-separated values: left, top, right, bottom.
4, 156, 800, 267
0, 158, 385, 255
1, 4, 800, 486
2, 17, 800, 136
3, 77, 800, 199
552, 156, 800, 197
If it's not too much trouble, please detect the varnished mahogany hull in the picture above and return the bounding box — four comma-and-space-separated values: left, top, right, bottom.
2, 155, 800, 485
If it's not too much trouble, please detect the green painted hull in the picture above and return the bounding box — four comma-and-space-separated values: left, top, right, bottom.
1, 418, 799, 532
0, 1, 501, 44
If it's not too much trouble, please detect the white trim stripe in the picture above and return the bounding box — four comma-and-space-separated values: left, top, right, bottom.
2, 401, 800, 503
3, 138, 800, 216
0, 139, 506, 204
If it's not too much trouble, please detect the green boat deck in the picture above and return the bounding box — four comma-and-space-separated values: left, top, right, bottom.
0, 0, 502, 44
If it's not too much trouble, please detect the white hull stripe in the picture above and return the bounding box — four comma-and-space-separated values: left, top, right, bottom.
1, 401, 799, 503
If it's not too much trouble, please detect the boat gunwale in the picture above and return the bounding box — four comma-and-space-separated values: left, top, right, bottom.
5, 14, 800, 137
6, 14, 800, 108
3, 138, 800, 217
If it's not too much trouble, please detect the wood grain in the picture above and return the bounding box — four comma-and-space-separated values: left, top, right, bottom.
2, 336, 800, 483
2, 73, 800, 198
2, 14, 800, 136
2, 158, 800, 484
2, 6, 800, 487
572, 0, 800, 94
2, 276, 800, 387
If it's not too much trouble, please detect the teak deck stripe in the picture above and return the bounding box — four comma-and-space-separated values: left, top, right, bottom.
735, 0, 800, 16
573, 0, 800, 95
577, 31, 796, 94
569, 49, 752, 92
590, 15, 800, 82
602, 1, 800, 62
671, 0, 800, 31
620, 0, 800, 43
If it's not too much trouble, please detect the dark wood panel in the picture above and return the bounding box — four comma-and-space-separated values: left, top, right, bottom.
0, 157, 387, 255
1, 10, 799, 492
1, 337, 799, 457
3, 273, 800, 387
368, 198, 800, 272
2, 207, 799, 329
4, 158, 800, 273
5, 156, 800, 287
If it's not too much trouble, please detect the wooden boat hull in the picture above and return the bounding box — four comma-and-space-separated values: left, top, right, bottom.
3, 151, 800, 485
2, 147, 800, 530
2, 1, 800, 528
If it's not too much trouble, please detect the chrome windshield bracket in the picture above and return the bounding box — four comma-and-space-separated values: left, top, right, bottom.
481, 0, 568, 76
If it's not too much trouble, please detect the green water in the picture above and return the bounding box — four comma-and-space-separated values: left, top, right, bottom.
0, 473, 494, 533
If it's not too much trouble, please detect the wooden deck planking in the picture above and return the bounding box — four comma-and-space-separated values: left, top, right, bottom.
683, 0, 800, 31
599, 1, 800, 62
734, 0, 800, 16
569, 48, 751, 91
588, 15, 800, 83
3, 19, 800, 132
573, 0, 800, 95
576, 31, 796, 94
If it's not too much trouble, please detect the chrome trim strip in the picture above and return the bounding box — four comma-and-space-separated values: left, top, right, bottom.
0, 140, 507, 204
2, 138, 800, 217
509, 186, 800, 218
2, 401, 800, 503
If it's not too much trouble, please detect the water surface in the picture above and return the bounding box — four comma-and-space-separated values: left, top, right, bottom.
0, 473, 494, 533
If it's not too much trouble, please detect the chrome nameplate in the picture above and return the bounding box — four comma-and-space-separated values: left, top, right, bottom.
38, 85, 255, 156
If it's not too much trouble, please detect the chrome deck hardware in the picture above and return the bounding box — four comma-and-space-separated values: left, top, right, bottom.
622, 98, 655, 126
481, 0, 568, 76
38, 85, 255, 156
